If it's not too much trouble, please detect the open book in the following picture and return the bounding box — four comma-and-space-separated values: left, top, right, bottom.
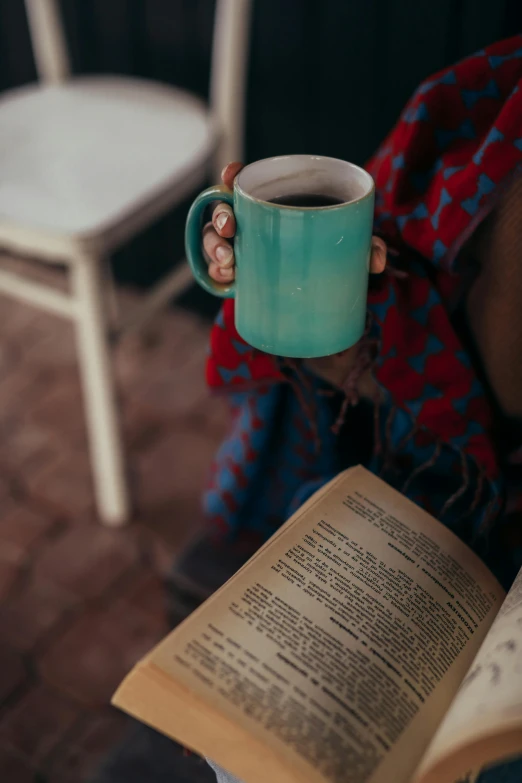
113, 466, 522, 783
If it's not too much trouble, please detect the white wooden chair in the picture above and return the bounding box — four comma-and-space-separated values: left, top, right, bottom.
0, 0, 252, 526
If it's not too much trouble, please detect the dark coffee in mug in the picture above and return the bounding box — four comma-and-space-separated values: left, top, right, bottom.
268, 193, 343, 207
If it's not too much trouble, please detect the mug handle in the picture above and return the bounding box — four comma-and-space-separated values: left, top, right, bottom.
184, 185, 236, 298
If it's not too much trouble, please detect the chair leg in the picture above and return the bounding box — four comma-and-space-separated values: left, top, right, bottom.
71, 251, 130, 526
103, 257, 120, 332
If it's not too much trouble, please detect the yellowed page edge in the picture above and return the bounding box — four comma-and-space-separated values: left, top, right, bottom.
113, 660, 326, 783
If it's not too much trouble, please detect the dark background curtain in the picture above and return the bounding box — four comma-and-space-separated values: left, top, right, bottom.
1, 0, 521, 305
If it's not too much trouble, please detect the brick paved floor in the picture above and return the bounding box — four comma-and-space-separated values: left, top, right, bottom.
0, 256, 229, 782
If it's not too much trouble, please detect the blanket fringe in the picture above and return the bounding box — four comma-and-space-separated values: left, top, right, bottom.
401, 441, 443, 495
374, 400, 383, 456
380, 414, 416, 476
280, 358, 321, 453
332, 329, 378, 435
440, 448, 470, 518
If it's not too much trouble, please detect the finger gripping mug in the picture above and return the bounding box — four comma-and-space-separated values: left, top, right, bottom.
185, 155, 375, 358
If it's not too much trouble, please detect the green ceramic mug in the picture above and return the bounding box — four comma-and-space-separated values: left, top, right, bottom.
185, 155, 375, 358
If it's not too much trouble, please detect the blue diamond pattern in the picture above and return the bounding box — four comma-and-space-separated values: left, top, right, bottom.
468, 378, 483, 398
403, 397, 425, 418
382, 345, 398, 360
404, 102, 430, 123
433, 239, 447, 261
218, 363, 251, 384
461, 173, 495, 215
452, 379, 483, 415
431, 188, 452, 229
214, 308, 225, 329
404, 384, 442, 418
418, 70, 457, 95
473, 127, 505, 165
424, 383, 444, 399
453, 396, 469, 416
461, 78, 500, 108
390, 410, 414, 443
232, 339, 251, 355
443, 165, 464, 180
368, 287, 396, 323
410, 288, 439, 325
452, 421, 485, 447
436, 119, 476, 150
489, 46, 522, 69
408, 335, 444, 373
397, 202, 429, 230
455, 350, 471, 368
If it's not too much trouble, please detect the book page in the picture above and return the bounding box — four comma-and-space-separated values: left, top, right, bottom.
130, 467, 504, 783
414, 568, 522, 783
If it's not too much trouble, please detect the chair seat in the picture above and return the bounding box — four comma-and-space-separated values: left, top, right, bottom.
0, 76, 216, 238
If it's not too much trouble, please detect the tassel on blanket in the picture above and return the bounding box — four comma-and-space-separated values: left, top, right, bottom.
440, 449, 470, 518
279, 358, 321, 454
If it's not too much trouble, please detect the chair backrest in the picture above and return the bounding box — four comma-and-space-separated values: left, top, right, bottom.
25, 0, 70, 84
210, 0, 253, 175
24, 0, 253, 172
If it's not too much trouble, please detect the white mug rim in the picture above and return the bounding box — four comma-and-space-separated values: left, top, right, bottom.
235, 154, 375, 210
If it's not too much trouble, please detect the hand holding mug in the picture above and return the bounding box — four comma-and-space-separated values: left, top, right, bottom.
204, 163, 387, 284
186, 155, 381, 358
